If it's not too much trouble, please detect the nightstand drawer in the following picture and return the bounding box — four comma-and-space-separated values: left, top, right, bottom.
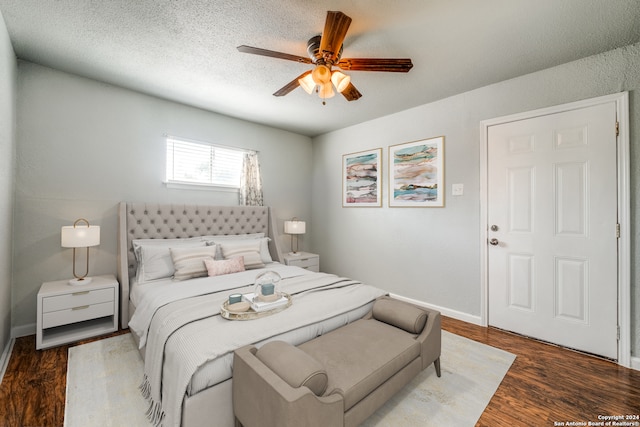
287, 256, 317, 269
42, 301, 114, 329
42, 288, 114, 313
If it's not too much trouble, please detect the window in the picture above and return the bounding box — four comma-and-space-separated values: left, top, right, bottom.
165, 136, 244, 188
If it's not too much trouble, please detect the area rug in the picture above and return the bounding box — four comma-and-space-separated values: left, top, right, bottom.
65, 331, 515, 427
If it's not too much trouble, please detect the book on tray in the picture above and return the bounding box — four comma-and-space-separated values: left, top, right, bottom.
242, 293, 288, 312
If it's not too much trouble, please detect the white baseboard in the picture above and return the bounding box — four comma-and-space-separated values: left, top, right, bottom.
388, 293, 483, 326
0, 337, 15, 384
12, 322, 35, 339
631, 356, 640, 372
0, 323, 36, 384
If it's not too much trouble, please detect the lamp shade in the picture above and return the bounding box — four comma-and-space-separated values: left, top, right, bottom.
311, 64, 331, 85
298, 73, 316, 95
61, 225, 100, 248
284, 220, 306, 235
318, 82, 335, 99
331, 71, 351, 93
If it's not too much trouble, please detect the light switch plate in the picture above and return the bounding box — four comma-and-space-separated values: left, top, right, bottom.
452, 183, 464, 196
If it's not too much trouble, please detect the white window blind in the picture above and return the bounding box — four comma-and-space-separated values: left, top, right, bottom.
165, 136, 244, 188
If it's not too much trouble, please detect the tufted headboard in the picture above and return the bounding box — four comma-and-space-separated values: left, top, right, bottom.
116, 202, 283, 328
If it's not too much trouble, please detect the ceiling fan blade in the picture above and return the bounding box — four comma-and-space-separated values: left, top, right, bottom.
341, 82, 362, 101
337, 58, 413, 72
273, 70, 312, 97
319, 11, 352, 62
237, 45, 312, 64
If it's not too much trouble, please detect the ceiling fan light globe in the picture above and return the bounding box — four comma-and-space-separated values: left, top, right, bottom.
312, 64, 332, 85
318, 82, 335, 99
331, 71, 351, 92
298, 73, 316, 94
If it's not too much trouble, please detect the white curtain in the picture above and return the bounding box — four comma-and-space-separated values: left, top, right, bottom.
239, 152, 263, 206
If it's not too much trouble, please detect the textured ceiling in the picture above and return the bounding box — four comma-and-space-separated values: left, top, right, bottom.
1, 0, 639, 137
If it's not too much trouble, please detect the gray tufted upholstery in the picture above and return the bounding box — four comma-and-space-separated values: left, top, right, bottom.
125, 204, 271, 279
116, 202, 283, 328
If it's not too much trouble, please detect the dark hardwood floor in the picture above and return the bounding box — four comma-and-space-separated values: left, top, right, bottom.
0, 330, 129, 427
0, 319, 638, 427
443, 318, 640, 427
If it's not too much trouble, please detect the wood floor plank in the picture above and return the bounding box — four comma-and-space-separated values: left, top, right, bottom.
442, 317, 640, 426
0, 331, 127, 427
0, 321, 638, 427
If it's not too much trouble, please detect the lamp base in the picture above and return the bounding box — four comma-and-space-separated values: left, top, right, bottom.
68, 277, 93, 286
287, 252, 302, 256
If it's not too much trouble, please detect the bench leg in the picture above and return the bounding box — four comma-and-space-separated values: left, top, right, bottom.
434, 357, 441, 377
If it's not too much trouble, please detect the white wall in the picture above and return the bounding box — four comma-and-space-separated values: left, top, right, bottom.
13, 62, 313, 330
311, 43, 640, 355
0, 10, 16, 360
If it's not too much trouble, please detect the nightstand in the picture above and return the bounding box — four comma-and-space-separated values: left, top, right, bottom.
283, 252, 320, 272
36, 274, 119, 350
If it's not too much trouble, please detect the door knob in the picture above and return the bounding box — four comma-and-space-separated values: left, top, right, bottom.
489, 238, 499, 246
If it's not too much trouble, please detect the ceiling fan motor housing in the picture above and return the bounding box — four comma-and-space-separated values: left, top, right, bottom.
307, 35, 342, 65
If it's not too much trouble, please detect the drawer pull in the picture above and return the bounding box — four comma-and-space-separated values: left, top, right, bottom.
72, 305, 90, 311
72, 291, 90, 296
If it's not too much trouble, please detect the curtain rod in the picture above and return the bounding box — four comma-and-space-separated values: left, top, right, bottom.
163, 133, 258, 154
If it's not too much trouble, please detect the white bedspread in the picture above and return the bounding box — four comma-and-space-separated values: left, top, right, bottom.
135, 267, 386, 427
129, 263, 309, 348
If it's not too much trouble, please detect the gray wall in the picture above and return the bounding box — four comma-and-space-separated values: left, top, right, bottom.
0, 10, 16, 361
13, 62, 313, 330
311, 43, 640, 357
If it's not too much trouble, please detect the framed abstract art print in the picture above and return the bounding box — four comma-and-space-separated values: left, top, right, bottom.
388, 136, 444, 207
342, 148, 382, 207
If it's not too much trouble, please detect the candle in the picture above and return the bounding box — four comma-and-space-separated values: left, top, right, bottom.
261, 283, 275, 295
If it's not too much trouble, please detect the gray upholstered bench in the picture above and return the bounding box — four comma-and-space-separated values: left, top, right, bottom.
232, 296, 441, 427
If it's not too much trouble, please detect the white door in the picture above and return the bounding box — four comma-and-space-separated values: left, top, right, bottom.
487, 101, 618, 359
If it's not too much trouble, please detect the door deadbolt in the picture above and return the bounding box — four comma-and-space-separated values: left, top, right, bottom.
490, 225, 499, 232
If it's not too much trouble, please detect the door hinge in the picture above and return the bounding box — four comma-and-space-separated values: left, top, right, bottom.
617, 325, 620, 341
616, 223, 621, 238
615, 121, 619, 137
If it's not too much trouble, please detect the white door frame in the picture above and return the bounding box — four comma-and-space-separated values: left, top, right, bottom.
479, 92, 630, 367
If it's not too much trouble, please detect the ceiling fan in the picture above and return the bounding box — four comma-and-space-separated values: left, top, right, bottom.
237, 11, 413, 104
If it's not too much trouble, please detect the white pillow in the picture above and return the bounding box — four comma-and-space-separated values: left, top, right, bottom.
219, 240, 265, 269
132, 237, 204, 263
170, 245, 218, 281
136, 241, 206, 283
201, 233, 264, 243
203, 233, 272, 263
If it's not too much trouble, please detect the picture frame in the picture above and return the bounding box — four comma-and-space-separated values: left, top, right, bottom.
342, 148, 383, 207
388, 136, 445, 207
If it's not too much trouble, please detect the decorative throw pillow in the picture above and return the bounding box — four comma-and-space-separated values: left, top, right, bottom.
219, 240, 265, 269
257, 237, 273, 263
204, 257, 245, 277
170, 245, 218, 281
203, 233, 269, 261
372, 297, 428, 334
136, 242, 206, 283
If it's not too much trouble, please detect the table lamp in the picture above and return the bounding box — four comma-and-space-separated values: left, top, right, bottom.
61, 218, 101, 285
284, 218, 306, 255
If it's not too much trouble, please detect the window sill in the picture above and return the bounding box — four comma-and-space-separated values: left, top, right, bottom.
164, 181, 239, 193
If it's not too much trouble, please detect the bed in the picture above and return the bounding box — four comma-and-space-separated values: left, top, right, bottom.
116, 203, 387, 427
